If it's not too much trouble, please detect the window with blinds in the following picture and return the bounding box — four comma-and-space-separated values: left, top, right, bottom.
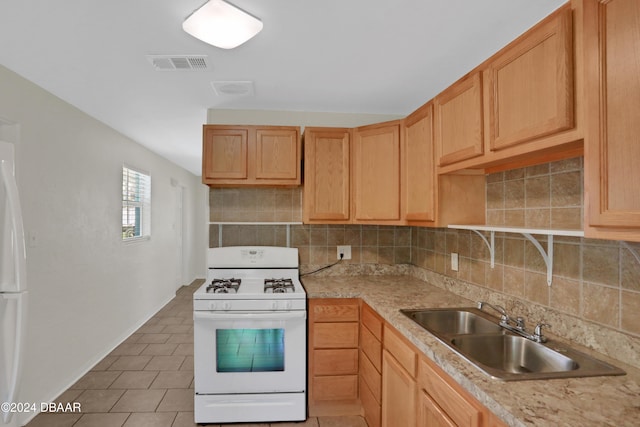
122, 166, 151, 240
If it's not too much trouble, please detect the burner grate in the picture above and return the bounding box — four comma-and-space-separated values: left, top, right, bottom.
264, 278, 295, 294
207, 278, 241, 293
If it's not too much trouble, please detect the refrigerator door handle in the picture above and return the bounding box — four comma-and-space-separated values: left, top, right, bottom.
1, 292, 27, 425
0, 159, 27, 293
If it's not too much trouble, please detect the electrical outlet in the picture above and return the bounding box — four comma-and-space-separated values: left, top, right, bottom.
451, 252, 459, 271
337, 245, 352, 260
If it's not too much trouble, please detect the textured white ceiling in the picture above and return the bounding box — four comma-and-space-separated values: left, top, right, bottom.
0, 0, 567, 175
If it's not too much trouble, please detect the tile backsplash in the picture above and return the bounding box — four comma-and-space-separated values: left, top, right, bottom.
413, 157, 640, 343
209, 157, 640, 342
210, 223, 412, 267
486, 156, 583, 229
210, 187, 303, 223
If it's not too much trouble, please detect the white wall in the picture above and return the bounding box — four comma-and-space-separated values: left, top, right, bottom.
0, 64, 207, 424
207, 108, 403, 127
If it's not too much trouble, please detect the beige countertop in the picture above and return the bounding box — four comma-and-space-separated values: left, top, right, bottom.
301, 274, 640, 427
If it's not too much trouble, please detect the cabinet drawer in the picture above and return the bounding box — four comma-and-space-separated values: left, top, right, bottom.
361, 303, 383, 340
314, 349, 358, 375
312, 299, 359, 322
383, 325, 417, 377
360, 325, 382, 371
418, 357, 484, 427
360, 350, 381, 402
360, 375, 381, 427
312, 375, 358, 401
313, 323, 359, 348
418, 389, 457, 427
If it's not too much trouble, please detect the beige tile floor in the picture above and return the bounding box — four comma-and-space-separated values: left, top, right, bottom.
26, 281, 367, 427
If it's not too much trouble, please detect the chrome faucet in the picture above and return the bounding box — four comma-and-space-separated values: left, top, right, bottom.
476, 301, 510, 324
477, 301, 550, 343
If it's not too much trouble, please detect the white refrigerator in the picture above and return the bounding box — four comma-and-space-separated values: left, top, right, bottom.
0, 141, 27, 427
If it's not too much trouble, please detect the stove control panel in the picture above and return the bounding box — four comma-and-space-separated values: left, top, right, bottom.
194, 299, 306, 312
241, 248, 265, 263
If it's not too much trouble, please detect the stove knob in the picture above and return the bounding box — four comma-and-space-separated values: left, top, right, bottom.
284, 301, 292, 310
271, 301, 278, 310
209, 302, 217, 310
223, 302, 232, 310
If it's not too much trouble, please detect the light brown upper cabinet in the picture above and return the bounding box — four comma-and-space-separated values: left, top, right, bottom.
402, 103, 436, 224
436, 4, 583, 175
352, 121, 403, 224
303, 128, 351, 223
583, 0, 640, 241
435, 72, 484, 167
485, 5, 574, 152
202, 125, 301, 186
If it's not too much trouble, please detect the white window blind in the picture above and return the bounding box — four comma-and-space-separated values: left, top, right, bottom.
122, 166, 151, 240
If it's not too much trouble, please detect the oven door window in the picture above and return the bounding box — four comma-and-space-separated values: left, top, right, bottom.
216, 328, 285, 372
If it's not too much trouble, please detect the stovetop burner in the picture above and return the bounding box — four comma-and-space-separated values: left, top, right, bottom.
264, 278, 294, 294
206, 278, 241, 294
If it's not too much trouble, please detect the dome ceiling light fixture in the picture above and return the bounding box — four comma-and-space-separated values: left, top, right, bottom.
182, 0, 263, 49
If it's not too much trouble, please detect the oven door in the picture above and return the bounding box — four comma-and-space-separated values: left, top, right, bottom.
194, 310, 306, 394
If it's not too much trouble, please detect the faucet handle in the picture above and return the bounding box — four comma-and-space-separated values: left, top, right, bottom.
533, 323, 551, 343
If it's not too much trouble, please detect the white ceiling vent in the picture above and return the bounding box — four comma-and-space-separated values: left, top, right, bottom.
211, 81, 255, 97
147, 55, 212, 71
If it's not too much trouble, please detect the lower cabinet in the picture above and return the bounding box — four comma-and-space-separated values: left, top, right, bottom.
418, 391, 456, 427
381, 325, 417, 427
417, 356, 484, 427
308, 299, 508, 425
360, 303, 383, 427
308, 299, 360, 416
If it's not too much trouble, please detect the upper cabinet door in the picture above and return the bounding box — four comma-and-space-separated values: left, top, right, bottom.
353, 122, 402, 223
403, 103, 435, 223
303, 128, 351, 223
202, 125, 301, 186
486, 6, 574, 151
255, 128, 300, 180
202, 127, 248, 180
435, 72, 484, 166
584, 0, 640, 231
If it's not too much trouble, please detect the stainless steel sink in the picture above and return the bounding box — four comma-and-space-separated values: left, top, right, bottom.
400, 307, 625, 381
400, 308, 503, 335
451, 334, 577, 375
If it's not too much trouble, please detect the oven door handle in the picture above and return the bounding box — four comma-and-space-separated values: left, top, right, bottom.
193, 311, 307, 321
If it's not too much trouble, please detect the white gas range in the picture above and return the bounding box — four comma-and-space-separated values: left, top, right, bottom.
193, 246, 307, 424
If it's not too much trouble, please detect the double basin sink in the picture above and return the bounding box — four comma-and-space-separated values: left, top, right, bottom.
400, 307, 625, 381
